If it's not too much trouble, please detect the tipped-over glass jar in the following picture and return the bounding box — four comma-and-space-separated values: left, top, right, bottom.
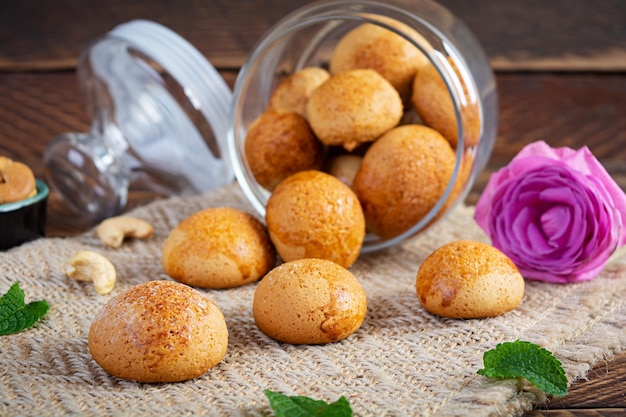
229, 0, 497, 252
44, 0, 497, 251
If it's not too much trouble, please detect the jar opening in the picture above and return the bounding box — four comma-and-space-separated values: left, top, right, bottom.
229, 0, 497, 252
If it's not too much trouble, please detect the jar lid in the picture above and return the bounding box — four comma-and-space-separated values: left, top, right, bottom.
44, 20, 235, 226
109, 19, 233, 153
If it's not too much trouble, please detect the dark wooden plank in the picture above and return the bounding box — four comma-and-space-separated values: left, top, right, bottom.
1, 0, 626, 72
0, 0, 308, 71
545, 353, 626, 410
439, 0, 626, 71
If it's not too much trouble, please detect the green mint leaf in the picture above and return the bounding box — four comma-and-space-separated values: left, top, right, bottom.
0, 282, 49, 336
477, 340, 568, 397
265, 389, 352, 417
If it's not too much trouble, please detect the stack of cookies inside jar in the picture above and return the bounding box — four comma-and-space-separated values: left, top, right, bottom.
244, 15, 480, 251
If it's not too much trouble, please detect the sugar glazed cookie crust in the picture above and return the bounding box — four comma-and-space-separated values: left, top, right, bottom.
88, 281, 229, 383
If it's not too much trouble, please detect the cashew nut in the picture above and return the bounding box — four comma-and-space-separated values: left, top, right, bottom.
0, 156, 36, 204
96, 216, 153, 248
67, 251, 117, 295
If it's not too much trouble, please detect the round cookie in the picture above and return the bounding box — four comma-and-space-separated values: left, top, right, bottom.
0, 156, 36, 204
268, 66, 330, 116
353, 124, 455, 239
411, 58, 480, 148
253, 258, 367, 344
244, 110, 325, 191
265, 170, 365, 268
306, 69, 403, 151
416, 240, 525, 318
162, 207, 276, 288
330, 18, 428, 104
88, 280, 229, 383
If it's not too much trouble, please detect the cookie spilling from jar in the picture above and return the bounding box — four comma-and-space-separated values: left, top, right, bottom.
265, 170, 365, 268
244, 17, 480, 242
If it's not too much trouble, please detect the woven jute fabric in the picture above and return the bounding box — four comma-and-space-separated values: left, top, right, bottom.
1, 184, 625, 417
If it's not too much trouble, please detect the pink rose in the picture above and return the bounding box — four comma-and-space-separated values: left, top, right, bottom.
475, 141, 626, 283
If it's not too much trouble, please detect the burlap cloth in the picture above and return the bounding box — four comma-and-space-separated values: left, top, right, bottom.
1, 184, 625, 417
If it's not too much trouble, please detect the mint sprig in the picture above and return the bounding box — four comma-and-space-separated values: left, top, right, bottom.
478, 340, 568, 397
265, 389, 352, 417
0, 282, 49, 336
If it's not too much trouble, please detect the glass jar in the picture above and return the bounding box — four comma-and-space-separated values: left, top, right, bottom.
228, 0, 497, 252
44, 0, 497, 251
44, 20, 234, 227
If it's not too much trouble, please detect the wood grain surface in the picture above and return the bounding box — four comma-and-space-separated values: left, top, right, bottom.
0, 0, 625, 415
1, 0, 626, 71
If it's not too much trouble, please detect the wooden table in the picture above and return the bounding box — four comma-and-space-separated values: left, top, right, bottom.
1, 1, 624, 415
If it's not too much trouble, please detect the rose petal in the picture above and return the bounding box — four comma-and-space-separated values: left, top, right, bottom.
475, 151, 565, 231
475, 141, 626, 283
540, 205, 569, 245
584, 172, 626, 247
511, 141, 557, 161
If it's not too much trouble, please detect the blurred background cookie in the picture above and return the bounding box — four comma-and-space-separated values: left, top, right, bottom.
330, 17, 429, 104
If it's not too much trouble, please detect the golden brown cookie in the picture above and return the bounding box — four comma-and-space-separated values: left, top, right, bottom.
265, 170, 365, 268
268, 67, 330, 116
330, 18, 428, 104
411, 58, 480, 148
253, 258, 367, 344
244, 110, 325, 191
0, 156, 36, 204
306, 69, 403, 151
162, 207, 276, 288
88, 280, 229, 382
416, 240, 525, 318
353, 124, 455, 239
